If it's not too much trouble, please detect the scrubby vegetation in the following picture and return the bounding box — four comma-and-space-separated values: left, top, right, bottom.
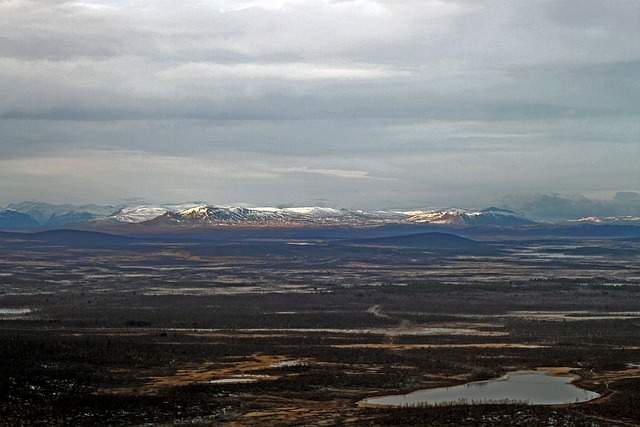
0, 230, 639, 425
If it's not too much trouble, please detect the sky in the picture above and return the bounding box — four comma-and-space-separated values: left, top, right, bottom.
1, 0, 639, 212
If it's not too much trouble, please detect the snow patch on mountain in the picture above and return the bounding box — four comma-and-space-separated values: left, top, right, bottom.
141, 205, 534, 227
405, 209, 534, 226
148, 205, 409, 226
110, 203, 203, 223
567, 216, 640, 224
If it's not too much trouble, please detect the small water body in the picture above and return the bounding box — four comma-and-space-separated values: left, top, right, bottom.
362, 370, 599, 407
415, 327, 476, 335
209, 374, 271, 384
0, 308, 32, 315
209, 378, 258, 384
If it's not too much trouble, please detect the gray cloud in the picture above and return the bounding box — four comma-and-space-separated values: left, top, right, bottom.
500, 192, 640, 221
0, 0, 639, 208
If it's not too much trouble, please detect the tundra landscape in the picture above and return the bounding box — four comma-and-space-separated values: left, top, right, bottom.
1, 203, 640, 426
2, 1, 639, 425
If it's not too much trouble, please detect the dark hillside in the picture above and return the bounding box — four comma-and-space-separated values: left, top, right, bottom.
345, 232, 499, 254
13, 229, 136, 247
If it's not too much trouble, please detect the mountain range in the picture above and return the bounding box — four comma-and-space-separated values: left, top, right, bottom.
0, 201, 540, 230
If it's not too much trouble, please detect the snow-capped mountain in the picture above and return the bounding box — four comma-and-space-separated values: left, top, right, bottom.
142, 205, 534, 228
403, 208, 534, 226
105, 203, 204, 223
5, 201, 116, 226
2, 201, 208, 226
1, 201, 538, 229
146, 205, 408, 227
404, 210, 469, 225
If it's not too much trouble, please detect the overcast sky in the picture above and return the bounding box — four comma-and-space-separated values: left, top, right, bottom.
1, 0, 639, 210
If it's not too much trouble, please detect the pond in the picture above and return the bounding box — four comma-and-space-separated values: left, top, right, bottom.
361, 370, 600, 407
0, 308, 32, 315
209, 374, 272, 384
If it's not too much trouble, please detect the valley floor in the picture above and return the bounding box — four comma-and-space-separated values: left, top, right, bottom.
0, 229, 639, 425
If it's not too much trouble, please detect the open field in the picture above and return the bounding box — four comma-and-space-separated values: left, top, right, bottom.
1, 227, 640, 425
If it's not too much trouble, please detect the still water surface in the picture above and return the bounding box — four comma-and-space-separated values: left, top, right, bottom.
362, 370, 600, 407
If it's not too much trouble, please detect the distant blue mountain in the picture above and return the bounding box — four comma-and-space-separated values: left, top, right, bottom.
0, 210, 40, 229
5, 201, 116, 226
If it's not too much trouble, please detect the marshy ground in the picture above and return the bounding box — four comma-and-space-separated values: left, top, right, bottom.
1, 229, 639, 425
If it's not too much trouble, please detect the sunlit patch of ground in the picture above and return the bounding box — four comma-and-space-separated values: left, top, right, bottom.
158, 250, 207, 261
508, 366, 581, 379
508, 311, 640, 321
143, 283, 315, 295
388, 323, 507, 337
106, 354, 311, 395
237, 397, 358, 427
584, 368, 640, 393
332, 343, 546, 349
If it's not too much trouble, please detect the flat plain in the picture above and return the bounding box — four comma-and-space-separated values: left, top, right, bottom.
1, 225, 639, 426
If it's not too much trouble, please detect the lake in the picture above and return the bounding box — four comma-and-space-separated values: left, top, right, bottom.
361, 370, 600, 407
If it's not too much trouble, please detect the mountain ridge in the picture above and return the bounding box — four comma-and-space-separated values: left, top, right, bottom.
3, 200, 639, 230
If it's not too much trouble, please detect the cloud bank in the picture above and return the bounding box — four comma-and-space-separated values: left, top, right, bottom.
1, 1, 638, 208
500, 192, 640, 221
